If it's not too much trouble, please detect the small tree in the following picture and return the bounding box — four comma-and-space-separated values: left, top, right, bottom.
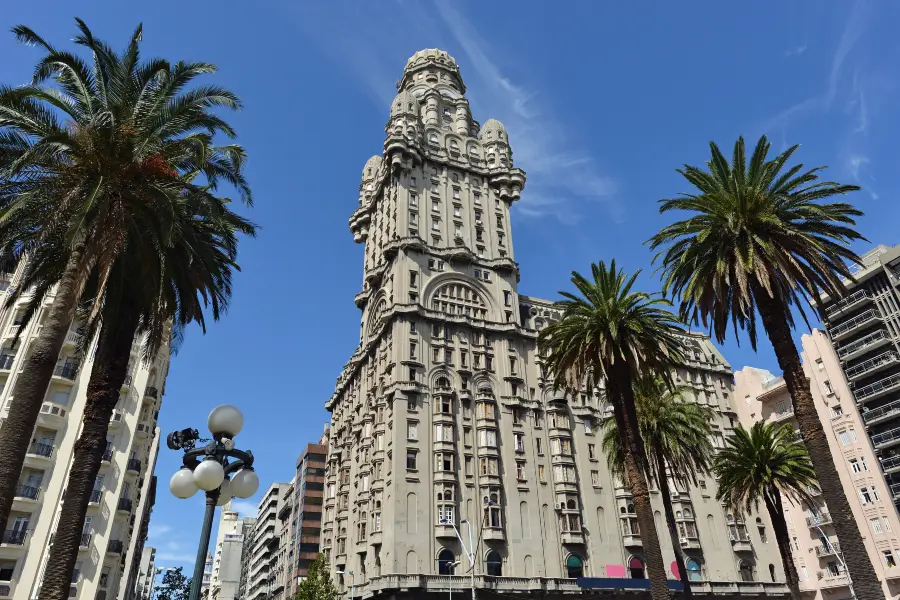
155, 567, 192, 600
296, 555, 338, 600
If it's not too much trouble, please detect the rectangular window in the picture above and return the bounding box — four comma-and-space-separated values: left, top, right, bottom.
434, 423, 453, 442
534, 410, 543, 428
406, 451, 417, 471
535, 438, 543, 455
885, 550, 897, 568
588, 444, 596, 460
409, 342, 417, 359
839, 431, 850, 446
445, 349, 453, 364
849, 428, 858, 443
432, 219, 440, 232
407, 421, 418, 440
453, 188, 460, 200
591, 471, 600, 487
410, 193, 418, 207
461, 350, 468, 367
478, 429, 498, 448
409, 270, 417, 287
474, 192, 481, 205
538, 465, 546, 482
453, 205, 461, 217
503, 291, 511, 306
465, 455, 473, 476
496, 215, 503, 228
514, 432, 525, 453
455, 224, 462, 238
486, 356, 494, 371
516, 461, 526, 481
872, 517, 883, 534
509, 357, 517, 375
410, 176, 417, 187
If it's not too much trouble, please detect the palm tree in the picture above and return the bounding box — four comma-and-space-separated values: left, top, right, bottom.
715, 421, 819, 600
0, 18, 250, 539
601, 376, 713, 597
538, 261, 684, 600
39, 188, 254, 600
648, 135, 881, 598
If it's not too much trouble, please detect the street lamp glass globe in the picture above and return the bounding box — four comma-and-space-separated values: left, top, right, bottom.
208, 405, 244, 437
230, 468, 259, 499
216, 478, 232, 506
169, 467, 198, 499
193, 459, 225, 491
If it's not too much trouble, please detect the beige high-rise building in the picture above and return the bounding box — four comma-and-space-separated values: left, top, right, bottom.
207, 505, 255, 600
0, 260, 169, 600
243, 483, 289, 600
735, 329, 900, 598
319, 48, 788, 598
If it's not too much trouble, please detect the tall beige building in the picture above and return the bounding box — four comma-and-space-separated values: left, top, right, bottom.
243, 482, 289, 600
0, 260, 169, 600
735, 329, 900, 598
319, 49, 788, 598
207, 505, 255, 600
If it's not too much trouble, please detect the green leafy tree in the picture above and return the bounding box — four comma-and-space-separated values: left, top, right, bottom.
538, 261, 683, 600
155, 567, 192, 600
0, 20, 254, 600
648, 135, 880, 598
715, 421, 819, 600
601, 376, 713, 597
296, 555, 338, 600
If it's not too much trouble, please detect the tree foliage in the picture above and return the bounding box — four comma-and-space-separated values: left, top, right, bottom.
296, 555, 338, 600
155, 567, 192, 600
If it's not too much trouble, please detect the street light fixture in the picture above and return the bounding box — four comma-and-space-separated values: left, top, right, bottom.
440, 517, 478, 600
448, 561, 461, 600
168, 405, 259, 600
336, 570, 354, 600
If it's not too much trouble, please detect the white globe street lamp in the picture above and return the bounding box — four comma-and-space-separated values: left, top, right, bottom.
166, 404, 257, 600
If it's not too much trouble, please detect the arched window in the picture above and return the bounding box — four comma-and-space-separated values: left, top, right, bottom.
683, 508, 693, 519
436, 376, 451, 389
449, 139, 459, 152
429, 133, 439, 144
484, 488, 502, 528
485, 551, 502, 576
686, 559, 702, 582
437, 549, 456, 575
437, 487, 455, 525
431, 282, 488, 319
566, 499, 577, 510
739, 560, 754, 582
566, 555, 584, 579
629, 557, 645, 579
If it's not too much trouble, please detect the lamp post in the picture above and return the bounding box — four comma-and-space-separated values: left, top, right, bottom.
448, 561, 461, 600
811, 523, 856, 600
168, 405, 260, 600
440, 517, 477, 600
336, 570, 354, 600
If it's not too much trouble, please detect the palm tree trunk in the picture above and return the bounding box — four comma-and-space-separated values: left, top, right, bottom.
608, 363, 672, 600
653, 449, 692, 598
0, 247, 85, 535
763, 492, 802, 600
755, 289, 881, 600
38, 307, 139, 600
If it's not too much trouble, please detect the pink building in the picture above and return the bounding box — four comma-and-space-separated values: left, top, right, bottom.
733, 329, 900, 598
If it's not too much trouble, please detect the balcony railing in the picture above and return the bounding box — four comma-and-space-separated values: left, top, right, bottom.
825, 289, 871, 317
14, 484, 39, 500
101, 449, 113, 462
863, 398, 900, 425
0, 354, 15, 370
27, 442, 53, 457
89, 490, 102, 504
53, 363, 79, 380
145, 386, 159, 399
117, 497, 133, 513
872, 427, 900, 448
882, 454, 900, 472
815, 543, 841, 557
107, 539, 124, 554
831, 309, 881, 339
806, 512, 832, 527
1, 530, 27, 545
127, 458, 142, 473
847, 351, 900, 380
838, 329, 890, 360
855, 373, 900, 403
79, 532, 91, 547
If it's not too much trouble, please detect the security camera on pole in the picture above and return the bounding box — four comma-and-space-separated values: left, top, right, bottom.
167, 405, 260, 600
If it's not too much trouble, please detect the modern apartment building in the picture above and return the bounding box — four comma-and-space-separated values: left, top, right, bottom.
119, 474, 158, 600
269, 480, 294, 600
206, 505, 256, 600
131, 547, 156, 600
734, 329, 900, 598
243, 483, 289, 600
814, 244, 900, 512
319, 48, 788, 599
0, 260, 169, 600
288, 433, 328, 596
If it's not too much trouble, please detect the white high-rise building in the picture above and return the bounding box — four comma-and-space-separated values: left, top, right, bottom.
0, 261, 169, 600
242, 483, 289, 600
207, 504, 255, 600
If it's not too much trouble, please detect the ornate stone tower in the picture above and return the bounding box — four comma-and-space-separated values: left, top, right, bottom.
321, 49, 788, 598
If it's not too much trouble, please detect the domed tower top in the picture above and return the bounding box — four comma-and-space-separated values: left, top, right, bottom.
479, 118, 508, 144
398, 48, 466, 96
390, 89, 419, 118
362, 155, 383, 182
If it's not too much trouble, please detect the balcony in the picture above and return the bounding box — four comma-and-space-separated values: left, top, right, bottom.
815, 543, 841, 557
482, 528, 505, 542
806, 512, 832, 527
680, 537, 702, 551
730, 535, 753, 553
79, 532, 91, 548
116, 497, 133, 514
107, 539, 124, 554
136, 421, 152, 438
891, 483, 900, 499
53, 363, 78, 381
0, 582, 12, 597
621, 534, 642, 547
830, 309, 881, 341
89, 489, 102, 504
38, 401, 68, 425
26, 441, 53, 459
126, 458, 142, 474
855, 373, 900, 404
0, 530, 27, 545
863, 398, 900, 426
847, 351, 900, 381
770, 409, 795, 423
63, 330, 83, 347
883, 455, 900, 474
817, 571, 850, 589
839, 329, 891, 361
560, 531, 585, 545
826, 289, 872, 318
109, 410, 124, 428
101, 449, 113, 463
0, 354, 15, 371
13, 484, 40, 501
872, 426, 900, 450
145, 386, 159, 400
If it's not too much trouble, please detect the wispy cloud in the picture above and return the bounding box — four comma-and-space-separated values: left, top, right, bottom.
148, 523, 172, 539
785, 44, 808, 57
847, 154, 869, 180
229, 499, 258, 516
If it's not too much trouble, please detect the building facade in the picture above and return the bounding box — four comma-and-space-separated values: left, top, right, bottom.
735, 329, 900, 598
288, 433, 328, 597
814, 244, 900, 512
0, 260, 169, 600
319, 48, 788, 598
207, 506, 255, 600
243, 483, 289, 600
131, 547, 156, 600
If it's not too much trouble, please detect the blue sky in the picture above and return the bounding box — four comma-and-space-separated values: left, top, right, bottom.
2, 0, 898, 571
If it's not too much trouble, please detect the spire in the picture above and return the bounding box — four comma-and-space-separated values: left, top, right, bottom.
398, 48, 466, 95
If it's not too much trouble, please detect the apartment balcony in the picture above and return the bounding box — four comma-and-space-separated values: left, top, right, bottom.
79, 532, 91, 549
482, 527, 505, 542
847, 351, 900, 381
817, 571, 850, 589
120, 374, 133, 390
136, 421, 153, 438
108, 409, 125, 429
862, 398, 900, 427
770, 409, 795, 423
890, 483, 900, 499
63, 330, 83, 348
830, 309, 882, 341
621, 534, 642, 547
0, 581, 14, 598
101, 448, 113, 464
680, 537, 702, 551
38, 401, 68, 426
806, 513, 832, 527
872, 426, 900, 450
730, 535, 753, 553
0, 530, 27, 546
839, 329, 891, 362
815, 543, 841, 557
88, 489, 102, 505
116, 497, 133, 514
25, 442, 53, 465
52, 363, 79, 382
0, 354, 15, 372
825, 289, 872, 318
855, 373, 900, 404
107, 539, 124, 555
126, 458, 142, 474
882, 455, 900, 474
560, 531, 584, 545
13, 484, 40, 503
144, 386, 159, 400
